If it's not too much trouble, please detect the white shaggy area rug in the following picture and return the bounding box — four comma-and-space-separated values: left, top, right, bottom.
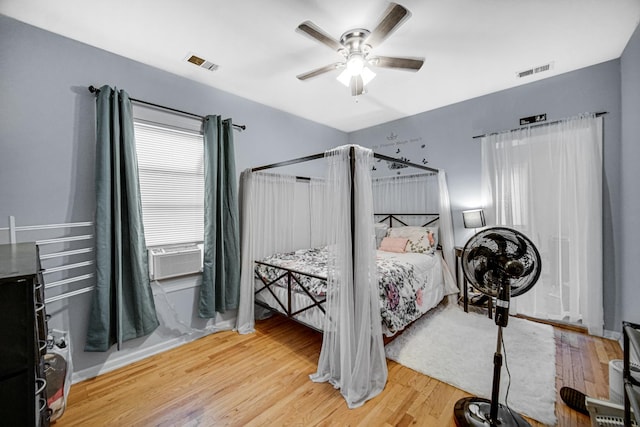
385, 304, 557, 425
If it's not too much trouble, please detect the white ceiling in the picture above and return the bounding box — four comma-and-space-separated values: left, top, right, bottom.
2, 0, 639, 132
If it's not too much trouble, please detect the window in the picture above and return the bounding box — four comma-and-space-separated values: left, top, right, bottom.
133, 113, 204, 248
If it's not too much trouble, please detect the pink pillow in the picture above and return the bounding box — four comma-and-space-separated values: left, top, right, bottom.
379, 237, 408, 253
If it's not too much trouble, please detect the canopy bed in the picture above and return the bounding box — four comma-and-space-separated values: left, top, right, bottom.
253, 213, 445, 337
236, 145, 457, 408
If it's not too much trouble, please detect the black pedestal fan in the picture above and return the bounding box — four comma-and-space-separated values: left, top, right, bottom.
453, 227, 542, 427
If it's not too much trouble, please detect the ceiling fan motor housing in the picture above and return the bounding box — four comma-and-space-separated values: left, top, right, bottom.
340, 29, 371, 53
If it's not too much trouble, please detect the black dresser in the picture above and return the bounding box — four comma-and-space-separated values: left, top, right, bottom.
0, 242, 50, 426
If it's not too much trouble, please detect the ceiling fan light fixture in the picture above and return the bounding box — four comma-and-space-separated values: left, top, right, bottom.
361, 66, 376, 86
336, 66, 376, 88
336, 68, 352, 87
346, 53, 365, 75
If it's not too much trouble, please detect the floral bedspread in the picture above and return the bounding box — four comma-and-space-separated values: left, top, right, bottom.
255, 247, 328, 297
255, 246, 442, 335
376, 253, 427, 335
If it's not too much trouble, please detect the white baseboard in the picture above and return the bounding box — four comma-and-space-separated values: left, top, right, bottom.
604, 328, 622, 342
72, 321, 235, 384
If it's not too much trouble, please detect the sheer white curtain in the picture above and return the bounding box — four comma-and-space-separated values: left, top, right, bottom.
236, 171, 296, 334
481, 114, 603, 335
310, 145, 387, 408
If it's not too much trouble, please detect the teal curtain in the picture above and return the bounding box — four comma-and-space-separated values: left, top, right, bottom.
199, 115, 241, 317
85, 85, 159, 352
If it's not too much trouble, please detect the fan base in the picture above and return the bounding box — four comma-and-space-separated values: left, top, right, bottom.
454, 397, 531, 427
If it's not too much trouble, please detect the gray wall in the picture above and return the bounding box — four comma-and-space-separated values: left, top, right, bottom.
350, 59, 624, 332
0, 15, 346, 375
620, 22, 640, 326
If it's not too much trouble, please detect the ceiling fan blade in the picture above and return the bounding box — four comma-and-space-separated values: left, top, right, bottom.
350, 75, 364, 96
371, 56, 424, 71
297, 21, 343, 52
296, 63, 343, 80
365, 2, 411, 48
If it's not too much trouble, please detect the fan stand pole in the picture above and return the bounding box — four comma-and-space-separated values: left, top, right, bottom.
453, 321, 531, 427
489, 326, 504, 425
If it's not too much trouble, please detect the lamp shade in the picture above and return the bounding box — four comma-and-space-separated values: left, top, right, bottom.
337, 65, 376, 87
462, 209, 486, 229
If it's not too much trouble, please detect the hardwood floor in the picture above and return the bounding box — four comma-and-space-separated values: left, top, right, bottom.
55, 314, 621, 426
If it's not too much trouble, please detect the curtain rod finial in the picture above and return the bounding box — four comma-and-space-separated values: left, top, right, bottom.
88, 85, 99, 94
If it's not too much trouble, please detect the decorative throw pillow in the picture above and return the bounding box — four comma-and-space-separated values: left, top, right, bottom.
388, 226, 438, 254
379, 237, 408, 253
405, 233, 433, 254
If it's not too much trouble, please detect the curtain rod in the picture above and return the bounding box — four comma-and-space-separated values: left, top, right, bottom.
88, 85, 246, 131
472, 111, 607, 140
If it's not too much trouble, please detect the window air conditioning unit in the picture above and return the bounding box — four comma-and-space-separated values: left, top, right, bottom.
148, 244, 203, 280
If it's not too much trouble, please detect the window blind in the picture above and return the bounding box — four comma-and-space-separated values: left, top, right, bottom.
134, 121, 204, 247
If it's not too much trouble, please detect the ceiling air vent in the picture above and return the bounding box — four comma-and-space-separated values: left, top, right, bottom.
186, 53, 219, 71
516, 62, 554, 79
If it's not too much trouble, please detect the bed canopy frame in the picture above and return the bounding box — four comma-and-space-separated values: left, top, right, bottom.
236, 144, 456, 409
250, 146, 440, 264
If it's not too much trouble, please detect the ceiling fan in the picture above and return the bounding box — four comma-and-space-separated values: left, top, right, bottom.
296, 2, 425, 96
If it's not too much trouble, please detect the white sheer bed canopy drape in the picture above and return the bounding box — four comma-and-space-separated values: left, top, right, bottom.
236, 171, 297, 334
373, 173, 439, 214
309, 177, 327, 248
236, 144, 457, 407
310, 145, 386, 408
371, 172, 458, 297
